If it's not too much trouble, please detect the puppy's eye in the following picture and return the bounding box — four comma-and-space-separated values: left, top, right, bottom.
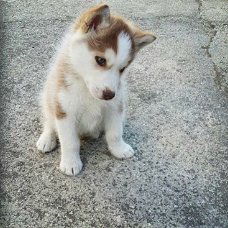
119, 67, 126, 73
95, 56, 106, 67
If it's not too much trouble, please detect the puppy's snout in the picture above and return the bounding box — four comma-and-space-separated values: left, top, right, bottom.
102, 89, 115, 100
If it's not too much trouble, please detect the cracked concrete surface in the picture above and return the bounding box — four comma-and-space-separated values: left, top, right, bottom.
196, 0, 228, 93
0, 0, 228, 227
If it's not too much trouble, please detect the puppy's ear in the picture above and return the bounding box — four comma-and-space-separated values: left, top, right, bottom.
132, 27, 156, 52
76, 4, 110, 33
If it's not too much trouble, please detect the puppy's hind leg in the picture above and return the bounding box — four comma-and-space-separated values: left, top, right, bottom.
37, 106, 57, 153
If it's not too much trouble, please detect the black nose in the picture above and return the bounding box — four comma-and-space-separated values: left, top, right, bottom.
102, 89, 115, 100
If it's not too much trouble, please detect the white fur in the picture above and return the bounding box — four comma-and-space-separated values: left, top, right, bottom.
36, 28, 135, 176
117, 32, 132, 66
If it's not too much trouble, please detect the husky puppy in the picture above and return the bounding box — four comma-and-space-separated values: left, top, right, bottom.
36, 4, 156, 176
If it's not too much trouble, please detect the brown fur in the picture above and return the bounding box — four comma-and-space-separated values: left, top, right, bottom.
75, 4, 109, 33
54, 56, 74, 119
87, 16, 135, 57
47, 55, 73, 119
74, 4, 156, 65
74, 5, 135, 58
133, 28, 156, 51
55, 101, 66, 119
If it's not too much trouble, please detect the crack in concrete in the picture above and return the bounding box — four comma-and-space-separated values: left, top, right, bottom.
195, 0, 227, 94
195, 0, 216, 58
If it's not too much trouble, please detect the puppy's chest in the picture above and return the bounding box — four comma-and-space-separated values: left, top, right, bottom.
62, 81, 104, 133
77, 101, 104, 134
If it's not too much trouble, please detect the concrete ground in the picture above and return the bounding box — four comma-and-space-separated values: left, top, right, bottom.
0, 0, 227, 227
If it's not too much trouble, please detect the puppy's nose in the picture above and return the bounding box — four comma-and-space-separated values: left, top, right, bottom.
102, 89, 115, 100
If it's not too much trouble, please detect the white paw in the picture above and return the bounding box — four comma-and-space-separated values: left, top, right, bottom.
59, 157, 83, 176
36, 132, 57, 153
110, 142, 135, 159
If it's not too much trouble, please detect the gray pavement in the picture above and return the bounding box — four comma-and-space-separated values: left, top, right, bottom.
0, 0, 227, 227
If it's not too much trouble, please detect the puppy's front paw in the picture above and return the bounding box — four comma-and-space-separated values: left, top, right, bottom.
110, 142, 135, 159
37, 132, 57, 153
60, 157, 83, 176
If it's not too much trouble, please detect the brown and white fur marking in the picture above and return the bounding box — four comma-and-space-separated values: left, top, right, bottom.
36, 4, 156, 176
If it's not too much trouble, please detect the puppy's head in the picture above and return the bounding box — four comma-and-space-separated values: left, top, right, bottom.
70, 4, 156, 101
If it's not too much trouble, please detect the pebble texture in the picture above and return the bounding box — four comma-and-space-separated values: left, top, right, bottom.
0, 0, 227, 227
